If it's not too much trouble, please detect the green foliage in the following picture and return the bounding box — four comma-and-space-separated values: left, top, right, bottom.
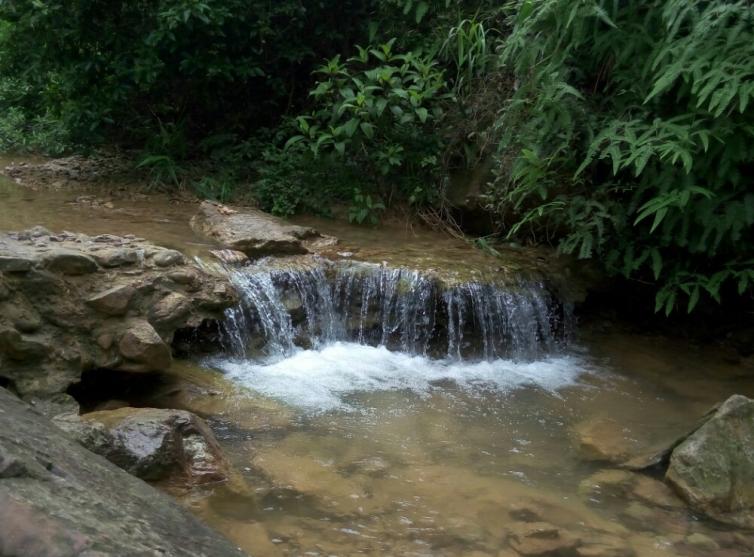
348, 189, 386, 225
486, 0, 754, 313
0, 0, 374, 150
281, 39, 449, 206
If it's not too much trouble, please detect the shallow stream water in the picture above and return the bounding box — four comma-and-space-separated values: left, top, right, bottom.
2, 170, 754, 556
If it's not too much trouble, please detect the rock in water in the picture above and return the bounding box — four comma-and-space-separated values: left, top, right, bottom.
0, 387, 246, 557
79, 407, 229, 484
665, 394, 754, 528
190, 200, 336, 258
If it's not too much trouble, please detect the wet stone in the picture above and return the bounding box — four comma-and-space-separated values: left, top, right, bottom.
507, 522, 581, 556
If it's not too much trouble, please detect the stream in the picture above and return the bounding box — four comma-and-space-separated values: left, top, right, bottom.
2, 170, 754, 556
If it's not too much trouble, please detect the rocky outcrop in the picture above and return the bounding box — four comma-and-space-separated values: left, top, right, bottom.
0, 386, 247, 557
665, 394, 754, 528
190, 201, 337, 258
65, 407, 230, 484
0, 227, 238, 396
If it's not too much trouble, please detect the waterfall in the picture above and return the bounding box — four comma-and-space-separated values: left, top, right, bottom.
221, 258, 571, 361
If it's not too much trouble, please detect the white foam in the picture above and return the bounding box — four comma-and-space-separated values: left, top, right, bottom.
210, 342, 586, 412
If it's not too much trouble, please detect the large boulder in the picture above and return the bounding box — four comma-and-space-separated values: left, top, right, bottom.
665, 394, 754, 527
0, 387, 247, 557
0, 228, 238, 396
75, 407, 230, 484
190, 201, 336, 258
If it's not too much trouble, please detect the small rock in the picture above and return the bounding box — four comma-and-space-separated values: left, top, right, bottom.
0, 328, 48, 361
118, 320, 172, 371
0, 255, 36, 273
685, 533, 720, 551
42, 249, 98, 275
92, 248, 140, 268
153, 249, 185, 267
507, 522, 580, 556
149, 292, 191, 328
572, 417, 640, 464
86, 285, 136, 316
80, 407, 229, 484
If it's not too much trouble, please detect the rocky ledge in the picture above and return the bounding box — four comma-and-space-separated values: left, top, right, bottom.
191, 200, 337, 260
0, 226, 238, 396
0, 386, 246, 557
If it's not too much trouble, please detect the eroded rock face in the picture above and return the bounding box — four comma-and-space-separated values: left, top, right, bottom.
665, 394, 754, 528
0, 387, 246, 557
77, 407, 229, 484
0, 228, 238, 396
190, 201, 337, 258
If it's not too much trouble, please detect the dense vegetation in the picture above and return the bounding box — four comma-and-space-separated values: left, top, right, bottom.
1, 0, 752, 314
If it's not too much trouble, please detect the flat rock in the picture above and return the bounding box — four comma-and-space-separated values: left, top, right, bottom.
666, 394, 754, 527
0, 387, 246, 557
190, 201, 335, 258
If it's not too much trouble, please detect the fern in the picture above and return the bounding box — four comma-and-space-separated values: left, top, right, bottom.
488, 0, 754, 313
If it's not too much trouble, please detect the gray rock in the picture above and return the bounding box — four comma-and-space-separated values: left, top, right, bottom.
0, 254, 36, 273
86, 285, 136, 316
42, 249, 99, 275
190, 200, 334, 258
153, 249, 185, 267
118, 320, 172, 371
92, 247, 140, 268
80, 407, 230, 484
0, 327, 48, 361
666, 394, 754, 527
0, 387, 247, 557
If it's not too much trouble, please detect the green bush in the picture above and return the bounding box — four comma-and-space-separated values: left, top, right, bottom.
485, 0, 754, 313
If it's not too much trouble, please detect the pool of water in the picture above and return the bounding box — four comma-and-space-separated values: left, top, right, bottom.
154, 332, 754, 557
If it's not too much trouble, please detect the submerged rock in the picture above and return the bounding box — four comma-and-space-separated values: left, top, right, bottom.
0, 387, 246, 557
571, 417, 642, 464
190, 200, 336, 258
0, 228, 238, 396
506, 521, 581, 556
665, 394, 754, 528
77, 407, 230, 485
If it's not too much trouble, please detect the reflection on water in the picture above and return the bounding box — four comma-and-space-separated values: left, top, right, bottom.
160, 333, 754, 557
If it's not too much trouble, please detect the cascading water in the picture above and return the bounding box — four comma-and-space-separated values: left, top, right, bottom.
220, 258, 571, 361
210, 257, 581, 411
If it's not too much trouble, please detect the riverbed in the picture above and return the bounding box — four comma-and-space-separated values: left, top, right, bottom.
2, 168, 753, 556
